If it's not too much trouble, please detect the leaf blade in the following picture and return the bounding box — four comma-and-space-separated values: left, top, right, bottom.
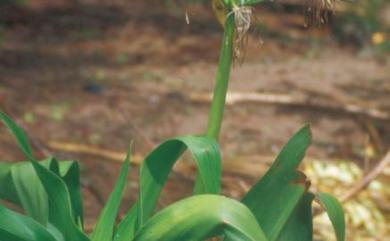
317, 192, 345, 241
60, 160, 84, 226
242, 125, 312, 241
0, 203, 58, 241
276, 193, 314, 241
10, 162, 50, 224
115, 135, 222, 241
138, 135, 222, 224
134, 195, 268, 241
0, 111, 34, 160
31, 161, 90, 241
0, 159, 82, 225
90, 148, 131, 241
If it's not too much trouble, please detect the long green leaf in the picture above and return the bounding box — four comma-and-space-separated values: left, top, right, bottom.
139, 136, 221, 223
0, 162, 19, 204
242, 125, 311, 241
134, 195, 268, 241
59, 160, 84, 227
90, 148, 131, 241
115, 135, 221, 241
0, 159, 57, 224
31, 161, 90, 241
316, 192, 345, 241
276, 193, 314, 241
0, 112, 34, 160
1, 112, 84, 226
10, 161, 51, 224
0, 160, 82, 225
113, 206, 138, 241
0, 203, 58, 241
0, 111, 48, 223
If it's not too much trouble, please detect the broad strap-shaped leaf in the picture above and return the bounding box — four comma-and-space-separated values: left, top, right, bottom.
59, 160, 84, 227
90, 148, 131, 241
0, 111, 48, 223
0, 111, 84, 226
0, 112, 34, 160
0, 203, 58, 241
139, 136, 221, 223
113, 206, 138, 241
134, 195, 268, 241
316, 192, 345, 241
115, 135, 221, 241
0, 162, 19, 203
10, 160, 53, 225
0, 159, 58, 224
0, 159, 83, 225
242, 125, 312, 241
32, 161, 90, 241
45, 159, 84, 226
276, 192, 314, 241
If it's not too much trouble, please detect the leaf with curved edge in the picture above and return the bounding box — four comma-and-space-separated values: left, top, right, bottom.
134, 195, 268, 241
0, 159, 82, 225
276, 193, 314, 241
139, 136, 221, 222
0, 111, 34, 160
59, 160, 84, 227
32, 161, 90, 241
115, 135, 221, 241
0, 111, 47, 223
0, 111, 84, 226
46, 158, 84, 227
242, 125, 312, 241
90, 148, 131, 241
113, 206, 138, 241
0, 203, 58, 241
0, 159, 58, 225
10, 160, 53, 225
316, 192, 345, 241
0, 162, 19, 204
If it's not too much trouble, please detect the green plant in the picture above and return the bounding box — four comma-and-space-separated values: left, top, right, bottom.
332, 0, 389, 50
0, 0, 27, 7
0, 0, 345, 241
0, 25, 3, 46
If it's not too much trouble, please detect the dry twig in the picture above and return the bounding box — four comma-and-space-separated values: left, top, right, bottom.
190, 92, 390, 121
47, 140, 273, 177
48, 141, 143, 164
340, 150, 390, 203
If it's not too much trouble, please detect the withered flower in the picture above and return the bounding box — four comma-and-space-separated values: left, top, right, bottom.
231, 5, 253, 64
304, 0, 337, 27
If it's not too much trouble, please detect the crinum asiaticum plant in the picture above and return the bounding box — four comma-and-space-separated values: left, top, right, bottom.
0, 0, 345, 241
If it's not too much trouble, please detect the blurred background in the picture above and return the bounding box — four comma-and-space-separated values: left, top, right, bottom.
0, 0, 389, 240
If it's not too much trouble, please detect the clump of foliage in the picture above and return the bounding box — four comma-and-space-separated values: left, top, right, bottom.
0, 0, 346, 241
331, 0, 389, 50
0, 0, 26, 7
0, 25, 3, 46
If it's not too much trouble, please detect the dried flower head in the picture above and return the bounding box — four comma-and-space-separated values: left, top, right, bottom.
228, 4, 253, 64
304, 0, 337, 27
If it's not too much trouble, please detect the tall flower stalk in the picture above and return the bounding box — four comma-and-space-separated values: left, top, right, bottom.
206, 0, 257, 140
206, 14, 235, 140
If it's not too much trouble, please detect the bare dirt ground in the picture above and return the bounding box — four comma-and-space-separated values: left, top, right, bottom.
0, 0, 389, 233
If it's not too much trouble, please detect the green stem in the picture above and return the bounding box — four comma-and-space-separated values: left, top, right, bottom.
226, 0, 265, 7
206, 15, 235, 140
